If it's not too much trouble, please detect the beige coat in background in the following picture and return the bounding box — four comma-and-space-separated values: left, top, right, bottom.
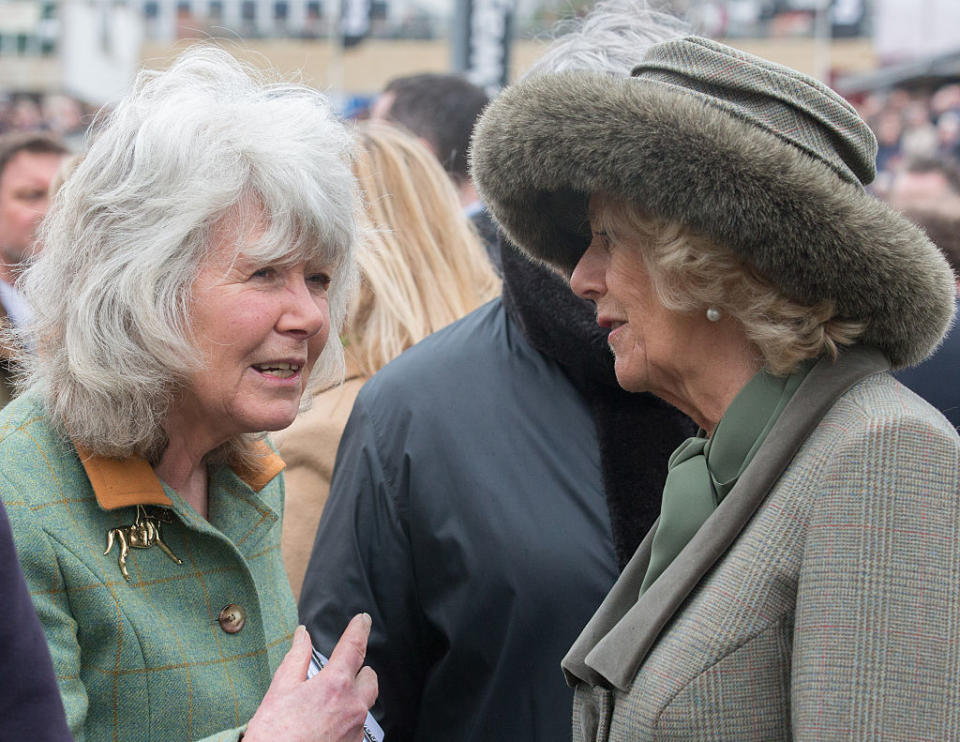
275, 360, 366, 600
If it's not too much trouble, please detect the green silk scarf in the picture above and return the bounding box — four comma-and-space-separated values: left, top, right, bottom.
638, 362, 812, 596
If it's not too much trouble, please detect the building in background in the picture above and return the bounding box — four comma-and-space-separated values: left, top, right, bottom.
1, 0, 937, 131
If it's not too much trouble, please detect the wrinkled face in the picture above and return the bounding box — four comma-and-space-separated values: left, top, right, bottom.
569, 213, 703, 398
0, 150, 65, 277
173, 216, 332, 449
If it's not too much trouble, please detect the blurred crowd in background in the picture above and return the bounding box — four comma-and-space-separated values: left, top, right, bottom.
0, 92, 91, 148
4, 76, 960, 204
3, 0, 960, 737
857, 81, 960, 198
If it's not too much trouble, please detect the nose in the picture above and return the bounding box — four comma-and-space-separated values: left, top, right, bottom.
277, 270, 328, 340
570, 240, 607, 301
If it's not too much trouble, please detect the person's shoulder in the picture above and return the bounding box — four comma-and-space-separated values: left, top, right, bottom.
779, 371, 960, 525
359, 298, 508, 398
801, 371, 960, 487
0, 390, 59, 457
0, 390, 84, 507
0, 399, 93, 581
345, 298, 531, 444
836, 370, 957, 440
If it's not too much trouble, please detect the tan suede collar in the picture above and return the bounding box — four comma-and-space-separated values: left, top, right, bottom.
74, 439, 285, 511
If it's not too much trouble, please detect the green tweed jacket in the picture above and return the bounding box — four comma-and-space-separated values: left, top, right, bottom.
0, 391, 298, 742
564, 347, 960, 741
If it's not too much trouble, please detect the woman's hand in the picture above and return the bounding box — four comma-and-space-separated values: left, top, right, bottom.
244, 614, 378, 742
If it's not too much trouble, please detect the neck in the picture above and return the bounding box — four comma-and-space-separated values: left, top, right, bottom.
657, 363, 758, 436
154, 442, 209, 518
651, 323, 762, 436
155, 406, 227, 519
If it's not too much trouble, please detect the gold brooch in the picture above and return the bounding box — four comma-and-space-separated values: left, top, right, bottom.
104, 505, 183, 581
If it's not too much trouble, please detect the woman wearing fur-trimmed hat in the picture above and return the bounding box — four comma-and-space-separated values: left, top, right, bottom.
473, 36, 960, 741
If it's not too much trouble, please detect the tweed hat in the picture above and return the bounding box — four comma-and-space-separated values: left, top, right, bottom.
471, 36, 956, 368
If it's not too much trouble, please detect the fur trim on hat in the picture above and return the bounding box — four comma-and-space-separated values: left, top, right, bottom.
471, 70, 956, 368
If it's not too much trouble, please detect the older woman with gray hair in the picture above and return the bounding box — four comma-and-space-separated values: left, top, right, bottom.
473, 36, 960, 741
0, 49, 376, 741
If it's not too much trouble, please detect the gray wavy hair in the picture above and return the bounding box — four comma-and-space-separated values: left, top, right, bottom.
16, 47, 358, 463
523, 0, 689, 79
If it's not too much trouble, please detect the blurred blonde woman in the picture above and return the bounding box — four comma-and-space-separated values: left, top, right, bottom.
278, 123, 500, 598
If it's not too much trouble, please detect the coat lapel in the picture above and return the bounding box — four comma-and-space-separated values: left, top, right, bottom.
563, 346, 890, 691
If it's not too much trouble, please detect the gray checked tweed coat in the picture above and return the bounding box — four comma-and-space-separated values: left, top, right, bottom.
563, 347, 960, 741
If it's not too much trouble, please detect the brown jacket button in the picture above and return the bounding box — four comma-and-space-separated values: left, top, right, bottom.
218, 604, 246, 634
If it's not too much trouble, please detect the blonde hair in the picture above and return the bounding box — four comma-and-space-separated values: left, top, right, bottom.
344, 124, 500, 378
594, 194, 866, 376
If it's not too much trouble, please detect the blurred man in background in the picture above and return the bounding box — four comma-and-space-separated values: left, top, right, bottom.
369, 73, 500, 270
0, 133, 69, 406
887, 156, 960, 212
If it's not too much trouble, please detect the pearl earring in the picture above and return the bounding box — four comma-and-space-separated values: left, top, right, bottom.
706, 307, 722, 322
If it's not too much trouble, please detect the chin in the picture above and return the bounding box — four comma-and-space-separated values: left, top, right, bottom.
238, 405, 301, 434
262, 413, 300, 432
613, 363, 647, 394
616, 378, 647, 394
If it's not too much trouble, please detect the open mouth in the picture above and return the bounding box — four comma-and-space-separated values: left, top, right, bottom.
252, 362, 302, 379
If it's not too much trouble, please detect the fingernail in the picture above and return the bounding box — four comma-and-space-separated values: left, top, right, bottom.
360, 612, 372, 628
295, 625, 308, 644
